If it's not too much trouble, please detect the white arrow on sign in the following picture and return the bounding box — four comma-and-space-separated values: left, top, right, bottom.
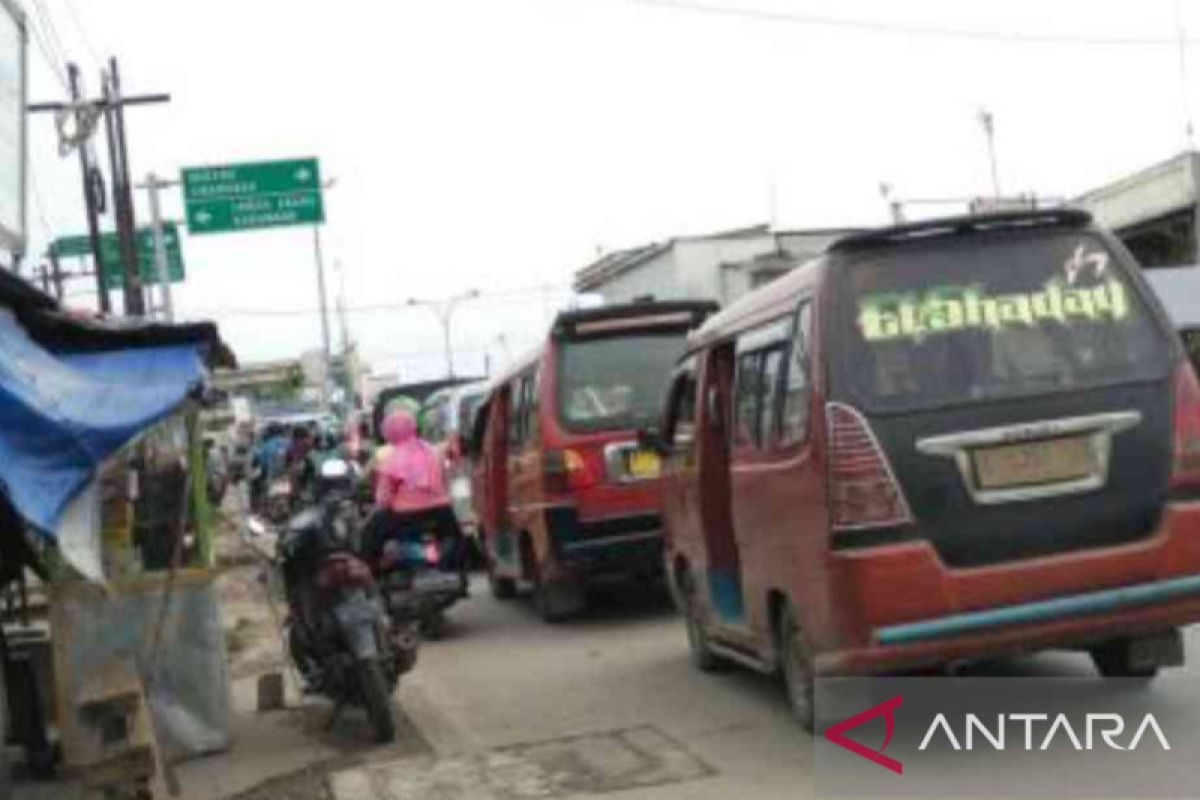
195, 211, 212, 224
295, 167, 313, 183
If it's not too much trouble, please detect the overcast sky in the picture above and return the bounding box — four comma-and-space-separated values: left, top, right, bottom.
16, 0, 1200, 379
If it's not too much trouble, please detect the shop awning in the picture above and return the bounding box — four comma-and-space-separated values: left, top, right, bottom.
0, 308, 206, 535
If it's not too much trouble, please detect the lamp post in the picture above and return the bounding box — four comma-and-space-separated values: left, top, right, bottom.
407, 289, 481, 379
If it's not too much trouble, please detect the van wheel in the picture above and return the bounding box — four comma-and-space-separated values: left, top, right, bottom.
487, 554, 517, 600
779, 605, 815, 732
681, 572, 726, 672
1090, 639, 1160, 681
532, 561, 584, 623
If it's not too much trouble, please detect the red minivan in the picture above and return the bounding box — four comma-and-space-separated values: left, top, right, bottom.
657, 210, 1200, 728
470, 301, 716, 621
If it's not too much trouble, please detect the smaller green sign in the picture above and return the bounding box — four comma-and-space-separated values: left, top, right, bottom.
186, 191, 323, 234
50, 223, 185, 288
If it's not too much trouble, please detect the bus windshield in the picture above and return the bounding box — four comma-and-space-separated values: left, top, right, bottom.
557, 332, 689, 432
837, 232, 1172, 412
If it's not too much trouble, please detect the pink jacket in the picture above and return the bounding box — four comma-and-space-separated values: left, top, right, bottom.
375, 411, 449, 513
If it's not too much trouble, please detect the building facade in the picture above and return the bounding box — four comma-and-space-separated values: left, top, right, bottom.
1073, 151, 1200, 267
574, 224, 856, 307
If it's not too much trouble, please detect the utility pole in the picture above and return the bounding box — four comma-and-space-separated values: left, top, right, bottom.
102, 59, 144, 315
28, 61, 168, 317
48, 252, 64, 300
143, 172, 174, 322
313, 225, 332, 409
979, 108, 1001, 199
67, 64, 109, 313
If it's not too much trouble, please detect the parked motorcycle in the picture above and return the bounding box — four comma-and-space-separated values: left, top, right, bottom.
252, 458, 418, 743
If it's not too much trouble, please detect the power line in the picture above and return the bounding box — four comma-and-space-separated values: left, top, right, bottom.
185, 284, 575, 319
30, 0, 69, 69
618, 0, 1200, 48
25, 11, 69, 90
54, 0, 103, 69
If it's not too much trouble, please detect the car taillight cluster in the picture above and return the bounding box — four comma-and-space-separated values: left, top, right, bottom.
1171, 360, 1200, 492
315, 555, 374, 590
826, 402, 913, 531
543, 448, 597, 494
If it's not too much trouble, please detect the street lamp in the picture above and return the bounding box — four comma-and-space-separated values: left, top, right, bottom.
407, 289, 481, 379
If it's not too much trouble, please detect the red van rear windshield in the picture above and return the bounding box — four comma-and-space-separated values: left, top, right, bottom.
837, 232, 1172, 412
557, 331, 688, 432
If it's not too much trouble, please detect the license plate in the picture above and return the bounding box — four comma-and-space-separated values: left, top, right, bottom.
628, 449, 662, 479
973, 436, 1093, 490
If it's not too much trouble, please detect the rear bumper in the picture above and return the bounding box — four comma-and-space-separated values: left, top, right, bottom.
823, 589, 1200, 675
822, 502, 1200, 673
547, 508, 664, 578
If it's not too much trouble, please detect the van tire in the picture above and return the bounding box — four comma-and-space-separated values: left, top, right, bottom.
487, 553, 517, 600
1090, 639, 1161, 681
532, 561, 585, 623
681, 571, 726, 672
779, 605, 815, 732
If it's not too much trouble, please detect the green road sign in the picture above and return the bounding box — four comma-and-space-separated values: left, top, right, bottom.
181, 157, 324, 235
50, 222, 185, 288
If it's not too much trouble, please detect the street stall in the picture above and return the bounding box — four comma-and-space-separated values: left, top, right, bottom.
0, 267, 234, 795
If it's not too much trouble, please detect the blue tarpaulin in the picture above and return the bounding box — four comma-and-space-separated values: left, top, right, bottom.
0, 309, 205, 535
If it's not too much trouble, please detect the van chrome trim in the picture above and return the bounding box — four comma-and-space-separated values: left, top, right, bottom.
874, 573, 1200, 646
915, 411, 1141, 505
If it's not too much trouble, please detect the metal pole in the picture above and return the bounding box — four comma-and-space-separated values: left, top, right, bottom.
146, 172, 174, 322
68, 64, 110, 313
441, 307, 455, 379
980, 109, 1001, 199
47, 252, 64, 300
102, 60, 144, 316
313, 225, 332, 409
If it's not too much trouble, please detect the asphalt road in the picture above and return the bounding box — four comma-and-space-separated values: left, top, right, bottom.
328, 576, 1200, 800
326, 578, 1190, 800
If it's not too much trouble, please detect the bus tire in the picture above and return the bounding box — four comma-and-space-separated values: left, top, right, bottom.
532, 563, 584, 623
779, 604, 815, 732
487, 555, 517, 600
1090, 638, 1161, 682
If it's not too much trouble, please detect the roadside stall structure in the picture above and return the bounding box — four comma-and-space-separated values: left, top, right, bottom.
0, 268, 234, 796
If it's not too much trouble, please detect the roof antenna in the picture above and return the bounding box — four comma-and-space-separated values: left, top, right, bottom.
1177, 0, 1196, 151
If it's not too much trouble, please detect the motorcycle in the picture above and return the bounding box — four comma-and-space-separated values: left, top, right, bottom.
361, 508, 469, 640
252, 458, 418, 743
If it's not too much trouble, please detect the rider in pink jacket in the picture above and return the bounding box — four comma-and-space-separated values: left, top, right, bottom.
375, 410, 449, 513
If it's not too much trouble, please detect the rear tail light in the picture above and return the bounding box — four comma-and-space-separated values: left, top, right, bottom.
1171, 360, 1200, 491
826, 402, 913, 530
543, 448, 597, 493
423, 536, 441, 565
315, 555, 374, 590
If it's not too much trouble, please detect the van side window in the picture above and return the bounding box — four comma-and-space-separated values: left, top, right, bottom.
508, 381, 525, 449
780, 300, 813, 446
759, 348, 784, 446
666, 360, 698, 451
734, 352, 762, 447
521, 372, 539, 442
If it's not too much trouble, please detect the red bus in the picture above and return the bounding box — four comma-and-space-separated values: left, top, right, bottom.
657, 210, 1200, 728
470, 301, 715, 621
